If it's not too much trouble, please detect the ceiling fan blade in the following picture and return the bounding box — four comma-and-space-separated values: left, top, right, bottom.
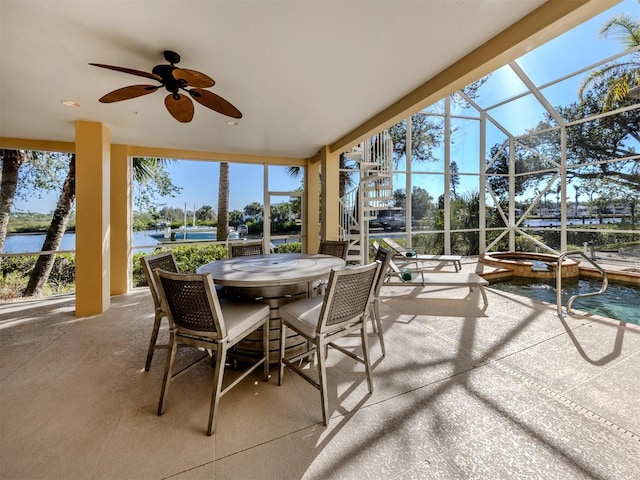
98, 85, 160, 103
165, 93, 194, 123
189, 88, 242, 119
90, 63, 162, 82
173, 68, 215, 88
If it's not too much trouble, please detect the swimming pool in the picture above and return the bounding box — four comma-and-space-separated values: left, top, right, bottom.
489, 277, 640, 325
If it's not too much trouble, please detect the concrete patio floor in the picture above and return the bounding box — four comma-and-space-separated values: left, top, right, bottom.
1, 259, 639, 479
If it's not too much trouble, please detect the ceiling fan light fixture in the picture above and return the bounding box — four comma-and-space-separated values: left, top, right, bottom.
227, 121, 239, 126
61, 100, 80, 107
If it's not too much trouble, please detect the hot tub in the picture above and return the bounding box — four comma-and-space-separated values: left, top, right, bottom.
480, 251, 580, 279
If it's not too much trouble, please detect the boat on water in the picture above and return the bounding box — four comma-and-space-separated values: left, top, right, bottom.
149, 226, 243, 242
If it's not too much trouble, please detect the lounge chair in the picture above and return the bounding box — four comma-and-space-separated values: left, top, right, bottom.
373, 242, 488, 306
381, 237, 462, 272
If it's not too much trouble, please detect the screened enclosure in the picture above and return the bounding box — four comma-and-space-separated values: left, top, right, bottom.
342, 13, 639, 261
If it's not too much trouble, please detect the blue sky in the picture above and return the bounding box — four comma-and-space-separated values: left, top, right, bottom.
143, 162, 303, 214
13, 0, 639, 215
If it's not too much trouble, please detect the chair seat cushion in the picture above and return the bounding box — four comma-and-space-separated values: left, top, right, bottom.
279, 295, 324, 338
219, 299, 269, 340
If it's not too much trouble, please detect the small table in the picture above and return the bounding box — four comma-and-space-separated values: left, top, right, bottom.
197, 253, 346, 363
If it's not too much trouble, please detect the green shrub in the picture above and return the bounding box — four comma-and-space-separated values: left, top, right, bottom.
1, 255, 37, 276
275, 242, 301, 253
515, 234, 543, 252
133, 244, 229, 287
0, 271, 28, 299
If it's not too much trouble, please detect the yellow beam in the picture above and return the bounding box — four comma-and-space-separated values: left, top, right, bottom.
0, 138, 307, 167
129, 146, 306, 166
0, 138, 74, 152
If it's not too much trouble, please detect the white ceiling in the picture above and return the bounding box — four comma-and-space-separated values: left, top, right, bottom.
2, 0, 588, 160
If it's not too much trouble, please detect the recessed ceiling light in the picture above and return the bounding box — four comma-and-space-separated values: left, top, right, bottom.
61, 100, 80, 107
227, 121, 239, 126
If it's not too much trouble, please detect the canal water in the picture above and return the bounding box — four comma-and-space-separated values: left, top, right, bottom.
2, 231, 298, 254
2, 231, 161, 254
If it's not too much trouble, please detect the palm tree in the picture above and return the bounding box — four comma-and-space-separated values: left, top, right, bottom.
24, 155, 76, 296
24, 156, 175, 296
578, 7, 640, 110
217, 162, 229, 242
285, 153, 355, 198
0, 149, 27, 258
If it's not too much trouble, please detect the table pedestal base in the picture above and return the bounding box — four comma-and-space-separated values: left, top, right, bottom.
226, 282, 319, 364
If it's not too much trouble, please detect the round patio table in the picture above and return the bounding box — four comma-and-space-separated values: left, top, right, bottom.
197, 253, 346, 363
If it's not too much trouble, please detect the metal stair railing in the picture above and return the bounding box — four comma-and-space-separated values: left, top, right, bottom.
556, 250, 608, 317
339, 187, 359, 237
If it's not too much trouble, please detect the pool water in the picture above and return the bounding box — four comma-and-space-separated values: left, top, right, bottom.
490, 277, 640, 325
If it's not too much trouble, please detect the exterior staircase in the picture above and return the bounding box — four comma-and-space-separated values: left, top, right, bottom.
339, 130, 394, 264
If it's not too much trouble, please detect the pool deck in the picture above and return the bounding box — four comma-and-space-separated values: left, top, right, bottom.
1, 256, 639, 479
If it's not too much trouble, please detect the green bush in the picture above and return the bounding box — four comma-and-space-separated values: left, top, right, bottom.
133, 244, 229, 287
1, 255, 38, 276
275, 242, 301, 253
515, 234, 543, 252
0, 253, 76, 299
0, 271, 28, 299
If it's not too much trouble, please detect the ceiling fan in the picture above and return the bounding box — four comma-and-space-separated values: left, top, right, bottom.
90, 50, 242, 123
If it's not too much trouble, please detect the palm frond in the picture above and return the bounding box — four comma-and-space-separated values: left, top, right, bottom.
600, 13, 640, 49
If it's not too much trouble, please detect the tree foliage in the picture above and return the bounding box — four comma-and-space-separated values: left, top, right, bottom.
132, 157, 182, 213
196, 205, 215, 221
450, 160, 460, 198
25, 155, 76, 296
411, 186, 433, 220
388, 78, 490, 166
244, 202, 263, 218
578, 6, 640, 111
389, 116, 443, 166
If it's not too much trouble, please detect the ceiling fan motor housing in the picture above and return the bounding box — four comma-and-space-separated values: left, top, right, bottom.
163, 50, 181, 64
152, 64, 186, 93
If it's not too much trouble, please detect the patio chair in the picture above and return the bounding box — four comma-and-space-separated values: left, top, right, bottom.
381, 237, 462, 271
278, 261, 380, 425
140, 251, 179, 371
374, 242, 489, 306
318, 240, 349, 260
370, 245, 393, 357
315, 240, 349, 294
154, 269, 269, 436
229, 240, 264, 257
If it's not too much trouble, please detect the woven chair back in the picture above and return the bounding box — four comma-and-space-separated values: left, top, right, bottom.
318, 240, 349, 260
372, 246, 392, 296
230, 241, 264, 258
319, 262, 379, 333
155, 270, 225, 337
141, 251, 179, 308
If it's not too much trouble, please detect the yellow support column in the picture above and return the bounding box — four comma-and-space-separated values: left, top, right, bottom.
305, 157, 320, 254
320, 146, 340, 241
110, 144, 131, 295
75, 121, 110, 316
